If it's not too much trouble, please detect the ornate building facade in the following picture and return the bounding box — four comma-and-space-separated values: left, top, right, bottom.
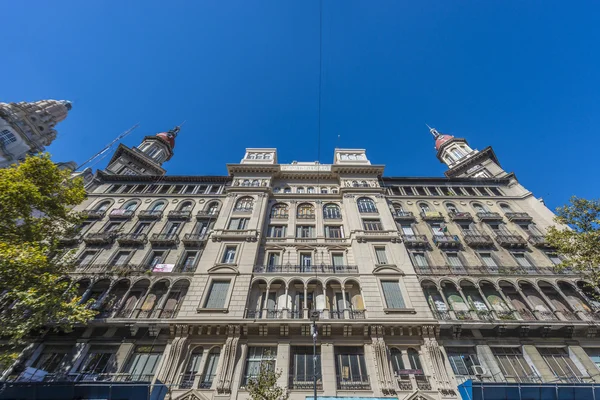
0, 100, 72, 168
2, 127, 600, 400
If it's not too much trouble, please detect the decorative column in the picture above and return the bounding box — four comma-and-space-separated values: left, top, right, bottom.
341, 287, 350, 319
370, 326, 395, 395
216, 325, 241, 394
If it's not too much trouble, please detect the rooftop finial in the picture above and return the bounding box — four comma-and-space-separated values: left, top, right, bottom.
427, 124, 440, 139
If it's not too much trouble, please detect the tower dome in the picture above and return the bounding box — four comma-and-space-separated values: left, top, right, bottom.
435, 134, 454, 150
155, 126, 180, 149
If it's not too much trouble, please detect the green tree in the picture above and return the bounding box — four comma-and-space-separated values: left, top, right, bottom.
0, 155, 95, 361
246, 361, 289, 400
546, 196, 600, 284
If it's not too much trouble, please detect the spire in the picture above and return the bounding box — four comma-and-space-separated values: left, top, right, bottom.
427, 124, 440, 138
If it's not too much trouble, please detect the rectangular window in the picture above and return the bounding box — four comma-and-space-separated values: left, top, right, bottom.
331, 253, 344, 266
492, 347, 537, 382
402, 187, 415, 196
78, 251, 97, 266
133, 222, 150, 235
291, 347, 321, 388
159, 185, 170, 194
112, 251, 131, 266
172, 185, 184, 194
415, 187, 427, 196
201, 350, 220, 388
427, 187, 440, 196
222, 246, 236, 264
297, 226, 314, 238
228, 218, 248, 230
300, 253, 312, 267
267, 252, 281, 267
401, 224, 415, 235
325, 225, 343, 238
78, 346, 118, 380
479, 252, 498, 268
103, 222, 121, 232
381, 281, 406, 309
513, 252, 533, 268
585, 349, 600, 370
107, 185, 122, 193
184, 185, 195, 194
180, 251, 198, 272
430, 222, 445, 236
446, 347, 480, 376
412, 252, 428, 267
0, 129, 17, 146
446, 252, 463, 268
335, 347, 369, 388
124, 346, 164, 381
148, 251, 165, 268
165, 222, 181, 235
204, 281, 231, 308
363, 219, 383, 231
488, 187, 503, 196
31, 346, 72, 375
243, 347, 277, 386
375, 247, 388, 264
539, 348, 583, 381
267, 225, 286, 237
196, 185, 208, 194
209, 185, 220, 194
545, 252, 562, 266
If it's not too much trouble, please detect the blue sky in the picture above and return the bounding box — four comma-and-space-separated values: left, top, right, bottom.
2, 1, 599, 210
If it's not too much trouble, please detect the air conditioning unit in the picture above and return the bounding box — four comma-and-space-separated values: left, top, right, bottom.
472, 365, 486, 376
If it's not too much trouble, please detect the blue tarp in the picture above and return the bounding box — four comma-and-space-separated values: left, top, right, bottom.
458, 379, 600, 400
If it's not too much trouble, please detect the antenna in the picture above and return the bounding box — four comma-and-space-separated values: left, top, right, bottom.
75, 123, 140, 171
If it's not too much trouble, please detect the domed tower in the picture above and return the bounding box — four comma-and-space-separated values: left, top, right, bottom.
0, 99, 72, 167
429, 126, 508, 178
105, 126, 180, 176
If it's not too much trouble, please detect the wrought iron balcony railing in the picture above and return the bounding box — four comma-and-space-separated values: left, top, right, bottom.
149, 233, 180, 246
168, 210, 192, 220
494, 232, 528, 248
108, 209, 134, 220
420, 211, 445, 221
138, 210, 163, 220
392, 211, 416, 220
83, 231, 116, 245
433, 234, 461, 248
182, 233, 208, 247
505, 212, 533, 222
80, 210, 106, 220
463, 232, 494, 247
448, 211, 473, 221
253, 264, 358, 274
336, 375, 370, 390
117, 233, 147, 245
477, 211, 503, 221
289, 375, 323, 390
401, 234, 429, 247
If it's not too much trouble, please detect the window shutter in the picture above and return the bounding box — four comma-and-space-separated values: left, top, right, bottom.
205, 281, 230, 308
382, 281, 406, 309
375, 248, 388, 264
332, 254, 344, 266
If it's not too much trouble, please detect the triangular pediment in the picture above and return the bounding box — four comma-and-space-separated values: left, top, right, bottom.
173, 389, 212, 400
401, 391, 438, 400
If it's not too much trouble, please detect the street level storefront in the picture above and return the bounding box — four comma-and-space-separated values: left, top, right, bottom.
458, 380, 600, 400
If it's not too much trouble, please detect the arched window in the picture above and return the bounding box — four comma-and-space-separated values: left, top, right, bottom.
180, 347, 204, 389
297, 203, 315, 218
452, 148, 465, 160
248, 153, 256, 159
320, 187, 328, 194
95, 201, 111, 212
252, 180, 260, 187
206, 202, 219, 215
392, 202, 404, 213
473, 203, 487, 213
407, 348, 423, 371
360, 180, 368, 188
307, 187, 315, 194
273, 187, 280, 193
284, 187, 291, 194
297, 187, 305, 194
357, 197, 377, 213
201, 348, 221, 388
418, 203, 430, 213
256, 154, 264, 160
242, 180, 250, 187
150, 201, 166, 211
123, 201, 139, 211
499, 203, 512, 212
390, 348, 405, 375
445, 203, 459, 213
179, 201, 194, 211
235, 197, 254, 212
352, 180, 359, 187
270, 203, 289, 218
323, 203, 341, 219
264, 153, 272, 160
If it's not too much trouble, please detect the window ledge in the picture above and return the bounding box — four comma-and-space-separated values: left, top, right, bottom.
196, 308, 229, 313
384, 308, 416, 314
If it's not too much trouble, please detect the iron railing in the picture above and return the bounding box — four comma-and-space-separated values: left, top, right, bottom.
149, 233, 179, 245
253, 264, 358, 274
117, 233, 147, 245
448, 211, 473, 221
168, 210, 192, 220
138, 210, 163, 219
336, 375, 370, 390
108, 209, 135, 220
505, 212, 533, 222
477, 211, 503, 221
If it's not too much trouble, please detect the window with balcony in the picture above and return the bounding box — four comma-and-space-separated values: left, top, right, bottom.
204, 281, 231, 308
290, 347, 321, 389
267, 252, 281, 267
300, 253, 312, 268
375, 246, 388, 264
381, 281, 406, 309
165, 222, 181, 235
446, 202, 459, 213
390, 348, 406, 374
27, 345, 72, 380
412, 252, 429, 268
446, 347, 481, 377
512, 252, 533, 269
228, 218, 248, 230
103, 222, 121, 232
297, 187, 305, 194
492, 347, 537, 383
206, 202, 219, 215
179, 348, 203, 389
363, 219, 383, 231
429, 222, 446, 237
77, 346, 118, 381
122, 201, 139, 212
418, 203, 431, 213
123, 346, 164, 381
446, 252, 463, 268
222, 246, 237, 264
284, 187, 291, 193
331, 252, 344, 267
325, 225, 343, 238
243, 347, 277, 386
538, 348, 584, 382
545, 251, 562, 265
478, 252, 498, 269
323, 203, 341, 219
267, 225, 286, 238
147, 251, 166, 269
150, 201, 166, 211
357, 198, 377, 213
297, 226, 315, 238
132, 222, 150, 235
234, 197, 254, 212
179, 201, 194, 212
200, 348, 220, 388
335, 347, 369, 389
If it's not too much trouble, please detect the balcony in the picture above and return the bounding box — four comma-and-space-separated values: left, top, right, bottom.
212, 229, 258, 242
455, 311, 473, 321
528, 235, 553, 248
108, 209, 134, 220
57, 235, 81, 246
168, 210, 191, 220
196, 210, 219, 219
392, 211, 416, 221
149, 233, 179, 246
497, 310, 518, 321
80, 210, 106, 220
323, 213, 342, 220
432, 234, 461, 248
138, 210, 163, 220
270, 213, 289, 220
289, 375, 323, 390
463, 232, 494, 247
336, 375, 370, 390
420, 211, 445, 221
449, 211, 473, 221
396, 375, 413, 391
253, 265, 358, 274
505, 212, 533, 222
232, 207, 252, 213
477, 211, 503, 221
401, 234, 429, 248
495, 233, 528, 248
415, 375, 432, 391
83, 232, 116, 245
182, 233, 208, 247
476, 310, 495, 322
117, 233, 147, 245
297, 213, 316, 220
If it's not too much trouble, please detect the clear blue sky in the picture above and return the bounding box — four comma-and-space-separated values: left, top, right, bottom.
2, 1, 598, 210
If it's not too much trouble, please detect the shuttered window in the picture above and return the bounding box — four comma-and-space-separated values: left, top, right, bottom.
413, 252, 428, 267
381, 281, 406, 309
204, 281, 230, 309
375, 247, 388, 264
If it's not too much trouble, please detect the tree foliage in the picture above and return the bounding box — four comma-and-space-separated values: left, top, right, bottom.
246, 361, 289, 400
0, 155, 95, 345
546, 196, 600, 284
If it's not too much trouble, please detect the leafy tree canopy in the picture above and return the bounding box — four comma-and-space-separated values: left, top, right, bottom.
246, 360, 289, 400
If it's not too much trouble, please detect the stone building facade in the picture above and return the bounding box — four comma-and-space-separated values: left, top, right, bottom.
0, 99, 72, 168
3, 127, 600, 400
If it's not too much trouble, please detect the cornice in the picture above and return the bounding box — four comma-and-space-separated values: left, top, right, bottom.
96, 170, 231, 183
444, 147, 502, 178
